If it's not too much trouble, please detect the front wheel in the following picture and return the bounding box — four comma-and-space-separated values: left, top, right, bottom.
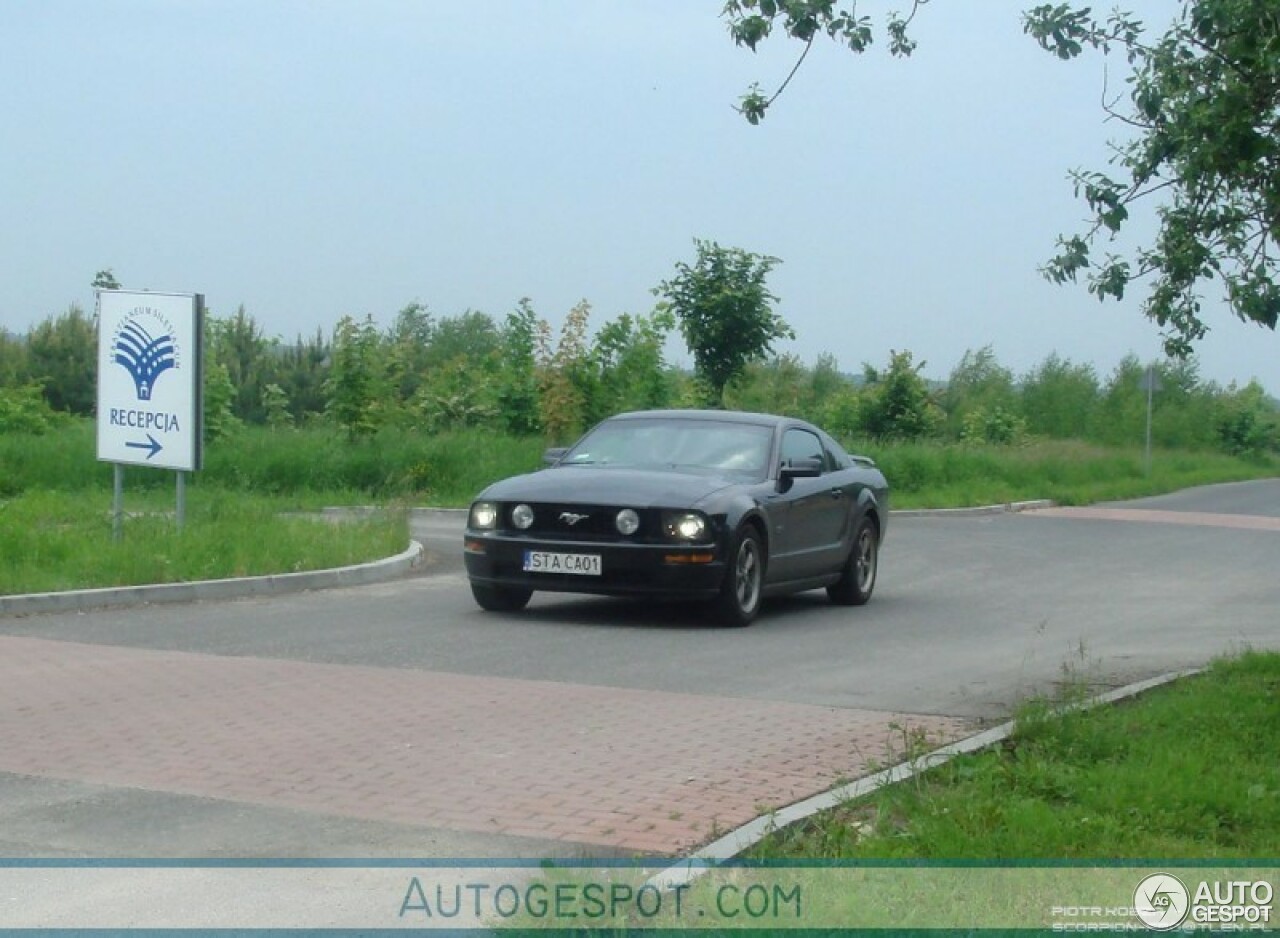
713, 526, 764, 627
470, 582, 533, 612
827, 516, 878, 606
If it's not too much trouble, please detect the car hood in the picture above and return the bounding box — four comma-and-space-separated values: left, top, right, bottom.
477, 466, 737, 509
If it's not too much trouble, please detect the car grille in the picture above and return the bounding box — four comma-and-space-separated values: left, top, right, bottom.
502, 503, 651, 540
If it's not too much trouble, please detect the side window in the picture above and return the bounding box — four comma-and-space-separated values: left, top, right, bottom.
780, 429, 825, 471
820, 432, 850, 470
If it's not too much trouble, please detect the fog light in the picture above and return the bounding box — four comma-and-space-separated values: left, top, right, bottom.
512, 503, 535, 530
616, 508, 640, 535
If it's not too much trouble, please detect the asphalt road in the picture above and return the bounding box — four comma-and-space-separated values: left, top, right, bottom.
1, 478, 1277, 868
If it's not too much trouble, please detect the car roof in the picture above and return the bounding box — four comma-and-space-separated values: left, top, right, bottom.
607, 409, 806, 429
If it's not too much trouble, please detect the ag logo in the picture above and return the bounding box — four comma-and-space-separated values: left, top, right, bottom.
112, 311, 178, 401
1134, 872, 1190, 930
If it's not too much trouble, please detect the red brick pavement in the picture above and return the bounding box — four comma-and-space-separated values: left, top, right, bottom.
0, 636, 971, 855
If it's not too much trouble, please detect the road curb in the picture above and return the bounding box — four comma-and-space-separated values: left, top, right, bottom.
0, 540, 426, 618
890, 499, 1056, 518
650, 667, 1202, 890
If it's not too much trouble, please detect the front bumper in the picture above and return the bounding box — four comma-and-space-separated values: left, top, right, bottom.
463, 533, 727, 599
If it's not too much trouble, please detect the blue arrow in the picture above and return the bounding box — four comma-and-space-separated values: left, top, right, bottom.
125, 434, 163, 460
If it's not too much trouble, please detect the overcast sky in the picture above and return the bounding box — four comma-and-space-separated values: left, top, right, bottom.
4, 1, 1277, 391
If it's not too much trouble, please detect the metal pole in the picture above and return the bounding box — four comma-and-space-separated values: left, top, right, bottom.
1152, 368, 1162, 476
176, 470, 186, 533
112, 463, 123, 542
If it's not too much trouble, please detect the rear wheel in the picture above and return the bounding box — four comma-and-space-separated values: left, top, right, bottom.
827, 516, 878, 606
713, 526, 764, 627
470, 582, 533, 612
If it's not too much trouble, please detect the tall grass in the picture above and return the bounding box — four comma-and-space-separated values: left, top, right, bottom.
0, 420, 546, 504
1, 420, 1274, 508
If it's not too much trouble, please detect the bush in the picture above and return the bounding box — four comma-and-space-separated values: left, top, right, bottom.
0, 385, 66, 435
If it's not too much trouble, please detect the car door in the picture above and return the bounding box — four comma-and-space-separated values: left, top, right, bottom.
768, 427, 851, 582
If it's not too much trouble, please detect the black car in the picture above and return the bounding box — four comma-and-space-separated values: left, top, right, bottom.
463, 409, 889, 625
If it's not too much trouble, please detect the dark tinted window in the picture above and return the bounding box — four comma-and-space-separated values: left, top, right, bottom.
780, 428, 825, 470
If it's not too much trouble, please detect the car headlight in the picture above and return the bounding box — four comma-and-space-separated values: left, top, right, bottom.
662, 511, 708, 542
512, 503, 535, 530
615, 508, 640, 535
470, 501, 499, 530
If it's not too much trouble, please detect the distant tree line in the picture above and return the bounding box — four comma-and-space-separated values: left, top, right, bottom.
2, 297, 1276, 458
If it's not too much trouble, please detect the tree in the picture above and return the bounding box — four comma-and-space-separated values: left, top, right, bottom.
1019, 353, 1100, 439
858, 350, 940, 440
1025, 1, 1280, 356
722, 0, 928, 123
535, 301, 594, 441
26, 304, 97, 415
325, 315, 384, 440
722, 2, 1280, 356
91, 269, 121, 290
208, 305, 276, 422
656, 239, 794, 406
590, 308, 676, 421
385, 302, 435, 404
942, 346, 1018, 438
277, 328, 330, 424
495, 299, 542, 435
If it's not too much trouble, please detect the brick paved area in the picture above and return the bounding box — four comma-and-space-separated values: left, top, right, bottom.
0, 635, 970, 855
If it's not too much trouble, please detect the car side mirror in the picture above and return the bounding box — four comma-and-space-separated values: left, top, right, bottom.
543, 447, 569, 466
776, 457, 822, 491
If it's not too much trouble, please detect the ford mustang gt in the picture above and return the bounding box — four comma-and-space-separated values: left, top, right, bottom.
463, 409, 889, 625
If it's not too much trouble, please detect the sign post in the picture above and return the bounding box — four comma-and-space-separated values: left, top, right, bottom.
96, 290, 204, 538
1139, 363, 1162, 476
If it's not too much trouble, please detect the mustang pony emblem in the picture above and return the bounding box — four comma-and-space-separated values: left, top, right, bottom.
559, 511, 590, 526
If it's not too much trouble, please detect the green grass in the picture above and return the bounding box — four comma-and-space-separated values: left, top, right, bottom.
0, 420, 547, 504
860, 439, 1279, 509
746, 651, 1280, 859
2, 421, 1274, 508
0, 488, 408, 595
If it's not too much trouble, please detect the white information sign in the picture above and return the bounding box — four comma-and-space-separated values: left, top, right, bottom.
96, 290, 203, 472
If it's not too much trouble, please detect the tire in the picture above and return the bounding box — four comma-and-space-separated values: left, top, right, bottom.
827, 515, 878, 606
470, 582, 533, 612
713, 526, 764, 627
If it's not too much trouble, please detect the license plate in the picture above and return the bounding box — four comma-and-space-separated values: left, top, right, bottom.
523, 551, 601, 576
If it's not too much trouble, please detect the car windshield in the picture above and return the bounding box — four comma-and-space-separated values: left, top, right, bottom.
561, 418, 773, 480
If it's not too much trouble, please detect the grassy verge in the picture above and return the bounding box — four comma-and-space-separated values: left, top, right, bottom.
866, 439, 1279, 509
746, 651, 1280, 860
4, 422, 1273, 509
0, 488, 408, 595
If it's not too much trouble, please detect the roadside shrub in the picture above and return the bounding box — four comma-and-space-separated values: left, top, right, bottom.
0, 385, 66, 435
960, 406, 1028, 446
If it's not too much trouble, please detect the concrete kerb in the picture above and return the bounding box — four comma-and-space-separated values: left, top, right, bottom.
0, 500, 1054, 618
890, 499, 1055, 518
0, 540, 425, 618
649, 667, 1202, 892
